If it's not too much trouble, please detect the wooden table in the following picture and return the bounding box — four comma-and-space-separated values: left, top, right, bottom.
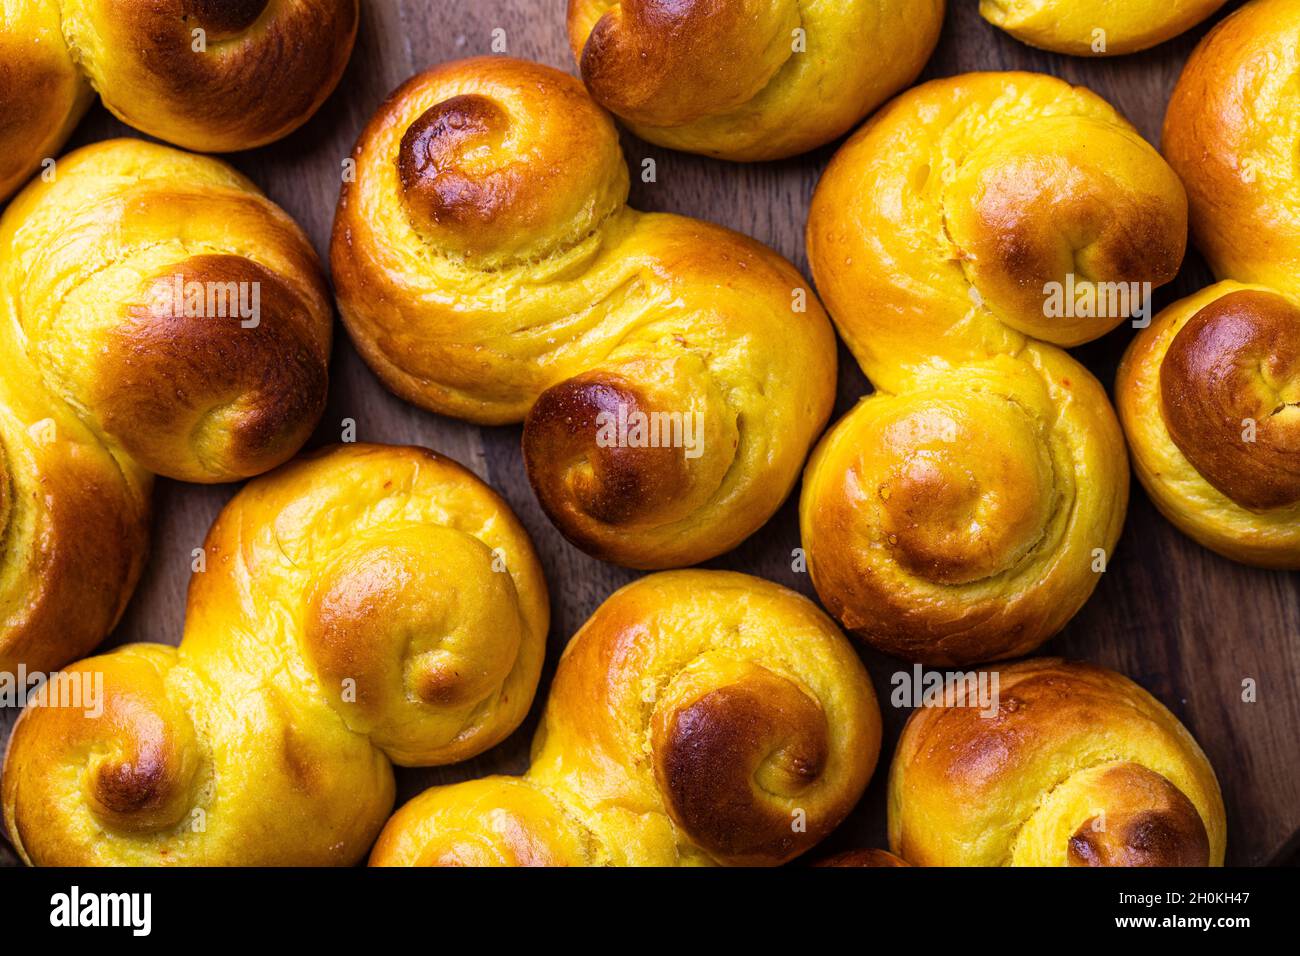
2, 0, 1295, 867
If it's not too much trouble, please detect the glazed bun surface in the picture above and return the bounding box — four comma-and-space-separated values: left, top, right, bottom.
1164, 0, 1300, 299
0, 0, 358, 202
1118, 283, 1300, 566
804, 72, 1186, 664
981, 0, 1227, 56
0, 0, 92, 201
1118, 0, 1300, 566
1, 444, 549, 865
566, 0, 945, 160
0, 138, 331, 674
332, 57, 838, 569
371, 571, 880, 867
889, 658, 1226, 866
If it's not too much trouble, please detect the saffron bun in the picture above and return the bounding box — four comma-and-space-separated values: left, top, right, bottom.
370, 571, 879, 867
1, 443, 549, 866
1131, 0, 1300, 567
1164, 0, 1300, 299
1117, 283, 1300, 567
565, 0, 945, 161
331, 57, 838, 569
889, 658, 1226, 867
0, 0, 92, 201
804, 72, 1188, 665
980, 0, 1227, 56
0, 0, 358, 202
0, 138, 331, 676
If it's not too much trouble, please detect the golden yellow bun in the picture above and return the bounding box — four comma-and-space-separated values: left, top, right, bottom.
816, 849, 910, 867
803, 72, 1186, 664
332, 57, 838, 569
981, 0, 1227, 56
565, 0, 944, 160
1117, 282, 1300, 567
0, 0, 357, 201
1145, 1, 1300, 565
1, 443, 549, 866
0, 138, 331, 675
889, 658, 1226, 866
1165, 0, 1300, 300
0, 0, 92, 201
371, 571, 879, 867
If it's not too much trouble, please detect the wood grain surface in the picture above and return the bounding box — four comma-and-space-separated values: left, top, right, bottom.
2, 0, 1296, 867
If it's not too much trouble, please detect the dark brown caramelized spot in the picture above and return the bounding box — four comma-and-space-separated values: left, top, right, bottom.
398, 95, 511, 228
1161, 290, 1300, 510
185, 0, 270, 38
103, 254, 327, 480
652, 666, 829, 863
1066, 763, 1211, 867
524, 373, 691, 529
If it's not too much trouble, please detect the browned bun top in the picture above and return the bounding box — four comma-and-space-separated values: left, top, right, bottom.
888, 658, 1226, 866
379, 57, 629, 263
1064, 763, 1210, 867
522, 372, 716, 552
101, 254, 330, 482
527, 571, 880, 866
565, 0, 946, 160
576, 0, 797, 128
1160, 289, 1300, 511
651, 659, 832, 862
332, 56, 837, 569
2, 139, 334, 485
64, 0, 359, 151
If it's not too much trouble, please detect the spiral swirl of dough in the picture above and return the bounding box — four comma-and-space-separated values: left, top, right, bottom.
1118, 283, 1300, 566
565, 0, 945, 160
371, 571, 879, 867
1, 443, 549, 865
889, 658, 1226, 866
803, 72, 1187, 664
0, 138, 331, 674
0, 0, 357, 203
332, 57, 838, 569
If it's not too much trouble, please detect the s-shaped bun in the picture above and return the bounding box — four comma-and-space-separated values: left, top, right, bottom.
889, 658, 1226, 866
0, 0, 358, 200
566, 0, 945, 160
1116, 0, 1300, 567
371, 571, 879, 867
2, 444, 549, 865
980, 0, 1226, 56
0, 138, 331, 674
332, 57, 838, 569
804, 72, 1188, 665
